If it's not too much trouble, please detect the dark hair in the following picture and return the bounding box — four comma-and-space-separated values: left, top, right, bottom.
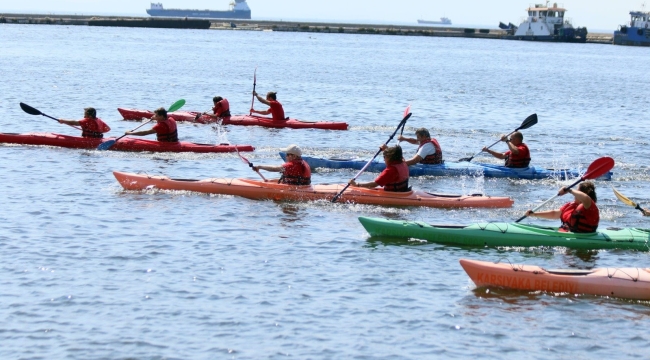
266, 91, 277, 100
579, 181, 597, 202
415, 128, 430, 138
84, 107, 97, 118
383, 145, 403, 163
512, 131, 524, 141
154, 107, 168, 118
213, 96, 223, 103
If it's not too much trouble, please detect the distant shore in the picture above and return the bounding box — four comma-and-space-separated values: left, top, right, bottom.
0, 13, 613, 44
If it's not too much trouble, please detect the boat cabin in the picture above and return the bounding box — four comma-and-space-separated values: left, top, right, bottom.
514, 1, 576, 37
150, 3, 164, 10
628, 11, 650, 28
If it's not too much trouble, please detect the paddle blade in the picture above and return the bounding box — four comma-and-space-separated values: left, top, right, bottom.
97, 139, 116, 151
458, 156, 473, 162
582, 156, 614, 180
20, 102, 42, 116
517, 113, 538, 130
403, 105, 411, 119
612, 187, 637, 207
253, 67, 257, 85
167, 99, 185, 112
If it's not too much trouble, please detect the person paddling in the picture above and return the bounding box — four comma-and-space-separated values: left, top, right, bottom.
398, 128, 443, 165
250, 91, 285, 121
58, 107, 110, 138
201, 96, 231, 120
125, 107, 178, 142
253, 144, 311, 185
349, 145, 410, 192
525, 182, 599, 232
482, 131, 530, 168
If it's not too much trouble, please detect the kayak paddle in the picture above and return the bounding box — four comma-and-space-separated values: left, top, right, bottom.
236, 147, 267, 181
515, 156, 615, 223
458, 113, 538, 162
396, 104, 410, 146
331, 105, 412, 203
249, 67, 257, 116
612, 187, 646, 214
97, 99, 185, 151
19, 102, 82, 130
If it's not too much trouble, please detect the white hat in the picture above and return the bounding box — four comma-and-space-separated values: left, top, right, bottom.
285, 144, 302, 156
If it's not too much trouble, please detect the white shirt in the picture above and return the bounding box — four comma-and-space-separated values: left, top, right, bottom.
416, 141, 437, 159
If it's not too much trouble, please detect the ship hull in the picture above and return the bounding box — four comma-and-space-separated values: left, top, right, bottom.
146, 9, 251, 20
614, 27, 650, 46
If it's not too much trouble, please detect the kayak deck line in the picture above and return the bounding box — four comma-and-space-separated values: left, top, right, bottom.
114, 171, 514, 208
460, 259, 650, 300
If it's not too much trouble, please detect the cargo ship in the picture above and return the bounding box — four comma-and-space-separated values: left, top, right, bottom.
146, 0, 252, 19
417, 17, 452, 25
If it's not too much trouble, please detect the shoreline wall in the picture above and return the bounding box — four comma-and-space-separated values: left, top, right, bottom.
0, 13, 613, 44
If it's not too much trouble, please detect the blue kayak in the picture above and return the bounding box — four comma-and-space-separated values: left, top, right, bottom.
279, 152, 613, 180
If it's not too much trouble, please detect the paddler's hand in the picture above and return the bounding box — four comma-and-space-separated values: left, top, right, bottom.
125, 131, 132, 135
379, 144, 388, 151
252, 166, 259, 172
397, 135, 405, 142
525, 210, 535, 217
558, 187, 571, 196
250, 108, 256, 114
482, 146, 489, 152
349, 179, 357, 187
643, 208, 650, 216
500, 134, 509, 142
252, 91, 258, 96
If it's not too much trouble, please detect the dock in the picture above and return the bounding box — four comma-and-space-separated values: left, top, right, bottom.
0, 13, 613, 44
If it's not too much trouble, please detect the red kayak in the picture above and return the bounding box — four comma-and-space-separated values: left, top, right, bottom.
0, 132, 254, 153
117, 108, 349, 130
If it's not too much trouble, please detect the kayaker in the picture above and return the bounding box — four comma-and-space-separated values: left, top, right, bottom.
204, 96, 231, 120
349, 145, 410, 192
482, 131, 531, 168
398, 128, 443, 165
250, 91, 286, 121
58, 107, 110, 138
125, 107, 178, 142
252, 144, 311, 185
525, 181, 600, 232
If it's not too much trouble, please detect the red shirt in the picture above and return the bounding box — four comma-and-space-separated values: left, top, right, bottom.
79, 117, 110, 138
375, 161, 409, 191
281, 159, 311, 185
152, 117, 178, 142
559, 200, 600, 233
268, 100, 285, 121
504, 143, 531, 168
212, 99, 230, 117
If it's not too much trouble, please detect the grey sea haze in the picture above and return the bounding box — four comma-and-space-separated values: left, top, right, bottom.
1, 24, 649, 359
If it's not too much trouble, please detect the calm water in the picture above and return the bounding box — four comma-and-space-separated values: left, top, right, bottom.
1, 24, 650, 359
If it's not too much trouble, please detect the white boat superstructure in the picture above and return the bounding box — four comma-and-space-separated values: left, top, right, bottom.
514, 2, 572, 37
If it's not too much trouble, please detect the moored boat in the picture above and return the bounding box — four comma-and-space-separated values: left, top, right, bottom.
358, 217, 650, 251
146, 1, 252, 20
117, 108, 349, 130
460, 259, 650, 300
113, 171, 514, 208
417, 17, 452, 25
614, 10, 650, 46
279, 152, 613, 180
500, 1, 587, 42
0, 132, 254, 153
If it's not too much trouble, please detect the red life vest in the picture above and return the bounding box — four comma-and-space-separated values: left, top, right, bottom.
504, 143, 531, 168
213, 99, 231, 118
280, 159, 311, 185
79, 117, 110, 138
419, 138, 443, 164
269, 100, 286, 121
154, 117, 179, 142
559, 201, 599, 233
383, 162, 410, 192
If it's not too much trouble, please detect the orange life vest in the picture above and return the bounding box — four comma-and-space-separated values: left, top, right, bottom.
560, 201, 599, 233
504, 143, 531, 168
419, 138, 443, 164
383, 162, 410, 192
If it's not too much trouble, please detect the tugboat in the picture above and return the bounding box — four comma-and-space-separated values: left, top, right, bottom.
500, 1, 587, 42
614, 9, 650, 46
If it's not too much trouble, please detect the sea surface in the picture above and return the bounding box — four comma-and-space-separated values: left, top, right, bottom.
1, 24, 649, 359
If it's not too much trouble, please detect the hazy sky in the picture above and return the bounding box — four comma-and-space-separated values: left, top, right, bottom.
0, 0, 646, 31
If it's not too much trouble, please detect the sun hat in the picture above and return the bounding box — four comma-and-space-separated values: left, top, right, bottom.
285, 144, 302, 156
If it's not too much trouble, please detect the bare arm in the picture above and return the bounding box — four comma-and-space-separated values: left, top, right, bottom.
397, 135, 419, 145
58, 119, 82, 126
127, 129, 157, 136
253, 165, 283, 172
405, 155, 423, 166
525, 208, 562, 220
251, 109, 272, 115
349, 179, 379, 189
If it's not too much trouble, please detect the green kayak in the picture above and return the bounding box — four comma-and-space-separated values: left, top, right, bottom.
358, 217, 650, 251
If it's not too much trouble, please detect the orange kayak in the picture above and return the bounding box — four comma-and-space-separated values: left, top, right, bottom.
460, 259, 650, 300
113, 171, 514, 208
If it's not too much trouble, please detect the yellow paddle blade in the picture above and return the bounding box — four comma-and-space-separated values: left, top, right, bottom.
612, 187, 637, 207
